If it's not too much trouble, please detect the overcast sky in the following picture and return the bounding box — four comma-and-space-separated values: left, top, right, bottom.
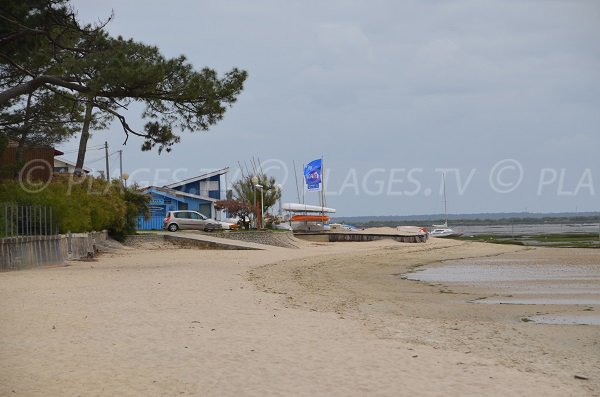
64, 0, 600, 217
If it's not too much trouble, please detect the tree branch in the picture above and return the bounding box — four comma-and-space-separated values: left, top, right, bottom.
0, 75, 89, 105
91, 100, 146, 145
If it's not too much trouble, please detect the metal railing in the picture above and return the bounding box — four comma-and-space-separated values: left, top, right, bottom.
1, 204, 57, 238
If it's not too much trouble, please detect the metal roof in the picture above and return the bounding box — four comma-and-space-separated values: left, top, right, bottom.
164, 167, 229, 189
54, 157, 92, 173
144, 186, 218, 203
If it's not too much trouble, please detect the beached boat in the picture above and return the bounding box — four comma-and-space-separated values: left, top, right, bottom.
431, 174, 462, 238
282, 203, 336, 213
430, 225, 463, 238
291, 214, 330, 222
282, 202, 336, 232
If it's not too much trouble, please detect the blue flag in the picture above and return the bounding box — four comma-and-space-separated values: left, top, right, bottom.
304, 159, 322, 192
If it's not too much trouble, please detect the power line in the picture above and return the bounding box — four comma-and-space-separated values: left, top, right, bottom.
58, 145, 104, 155
84, 154, 108, 165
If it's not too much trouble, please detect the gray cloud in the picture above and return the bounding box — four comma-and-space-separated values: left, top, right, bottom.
65, 0, 600, 215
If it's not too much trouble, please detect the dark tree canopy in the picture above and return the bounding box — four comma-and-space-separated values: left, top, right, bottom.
0, 0, 91, 103
0, 91, 83, 146
1, 0, 86, 149
0, 0, 247, 162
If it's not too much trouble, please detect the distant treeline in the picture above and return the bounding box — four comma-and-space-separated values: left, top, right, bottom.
332, 213, 600, 227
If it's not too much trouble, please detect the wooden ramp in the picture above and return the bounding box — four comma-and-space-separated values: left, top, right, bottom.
158, 232, 266, 250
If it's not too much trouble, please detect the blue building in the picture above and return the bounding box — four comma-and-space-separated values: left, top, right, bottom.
137, 167, 228, 230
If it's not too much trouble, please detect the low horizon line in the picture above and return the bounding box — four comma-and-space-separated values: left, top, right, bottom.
332, 210, 600, 219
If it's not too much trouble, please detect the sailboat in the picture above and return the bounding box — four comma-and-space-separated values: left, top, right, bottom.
430, 173, 463, 238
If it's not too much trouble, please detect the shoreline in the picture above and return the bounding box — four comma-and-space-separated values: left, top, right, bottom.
1, 239, 597, 396
248, 240, 599, 394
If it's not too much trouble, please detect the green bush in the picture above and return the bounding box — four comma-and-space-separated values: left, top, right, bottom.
0, 175, 149, 239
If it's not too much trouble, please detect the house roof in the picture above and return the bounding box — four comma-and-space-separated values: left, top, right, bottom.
164, 167, 229, 189
54, 157, 91, 173
144, 186, 218, 203
7, 139, 64, 155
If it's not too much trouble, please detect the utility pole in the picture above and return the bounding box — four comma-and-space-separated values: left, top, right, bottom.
118, 150, 123, 183
260, 185, 264, 229
104, 141, 110, 181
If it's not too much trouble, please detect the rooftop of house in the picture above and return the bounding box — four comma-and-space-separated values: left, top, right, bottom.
164, 167, 229, 189
144, 185, 218, 202
7, 139, 64, 156
54, 157, 92, 173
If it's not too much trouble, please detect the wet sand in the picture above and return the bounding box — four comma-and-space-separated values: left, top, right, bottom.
0, 239, 598, 396
249, 240, 600, 395
406, 249, 600, 321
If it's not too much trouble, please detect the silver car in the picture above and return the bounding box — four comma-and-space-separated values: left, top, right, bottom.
163, 210, 229, 232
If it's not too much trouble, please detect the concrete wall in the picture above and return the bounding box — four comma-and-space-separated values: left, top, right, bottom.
64, 231, 108, 260
211, 230, 300, 248
0, 235, 65, 271
295, 232, 429, 243
293, 233, 330, 243
0, 231, 108, 271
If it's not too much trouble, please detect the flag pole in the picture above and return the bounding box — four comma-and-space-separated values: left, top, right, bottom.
320, 156, 325, 224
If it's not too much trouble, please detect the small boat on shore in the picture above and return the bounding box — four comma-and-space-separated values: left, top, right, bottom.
282, 203, 336, 213
430, 224, 463, 238
282, 202, 336, 232
291, 214, 330, 222
430, 174, 462, 238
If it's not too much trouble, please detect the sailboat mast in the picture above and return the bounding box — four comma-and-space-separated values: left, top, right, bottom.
293, 160, 301, 204
302, 163, 305, 205
443, 172, 447, 225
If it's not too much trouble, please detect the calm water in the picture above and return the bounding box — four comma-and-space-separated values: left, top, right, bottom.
454, 223, 600, 236
405, 257, 600, 325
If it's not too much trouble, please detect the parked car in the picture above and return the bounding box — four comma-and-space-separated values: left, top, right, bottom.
163, 210, 234, 232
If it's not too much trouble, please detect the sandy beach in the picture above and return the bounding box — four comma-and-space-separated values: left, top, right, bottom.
0, 237, 598, 396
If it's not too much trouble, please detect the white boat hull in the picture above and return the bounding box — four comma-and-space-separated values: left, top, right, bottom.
430, 228, 462, 238
282, 203, 336, 213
